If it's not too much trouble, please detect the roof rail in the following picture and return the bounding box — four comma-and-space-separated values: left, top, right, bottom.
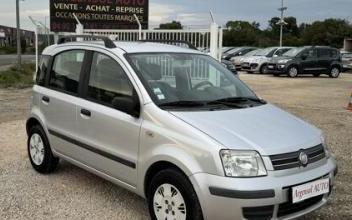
57, 35, 117, 49
139, 39, 198, 50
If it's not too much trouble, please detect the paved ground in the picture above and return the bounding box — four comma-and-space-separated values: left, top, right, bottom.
0, 72, 352, 219
0, 55, 36, 68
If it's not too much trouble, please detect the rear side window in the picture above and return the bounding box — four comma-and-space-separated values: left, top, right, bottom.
318, 49, 330, 58
87, 52, 134, 108
36, 55, 50, 86
49, 50, 85, 94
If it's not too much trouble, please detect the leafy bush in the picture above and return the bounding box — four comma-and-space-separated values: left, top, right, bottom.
0, 63, 35, 88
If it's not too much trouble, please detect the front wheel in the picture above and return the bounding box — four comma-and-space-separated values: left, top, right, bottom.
260, 65, 268, 74
287, 66, 298, 78
148, 168, 203, 220
329, 67, 341, 78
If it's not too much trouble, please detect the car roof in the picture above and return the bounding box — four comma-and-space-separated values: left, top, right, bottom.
43, 41, 203, 55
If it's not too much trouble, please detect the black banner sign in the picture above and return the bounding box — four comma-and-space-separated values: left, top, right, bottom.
50, 0, 149, 32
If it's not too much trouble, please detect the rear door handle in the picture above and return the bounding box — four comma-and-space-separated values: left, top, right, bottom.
80, 109, 91, 117
42, 96, 50, 103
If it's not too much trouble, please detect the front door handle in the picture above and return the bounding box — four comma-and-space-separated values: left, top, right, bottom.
80, 109, 91, 117
42, 96, 50, 103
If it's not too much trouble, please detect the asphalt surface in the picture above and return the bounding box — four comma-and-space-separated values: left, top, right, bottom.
0, 72, 352, 219
0, 55, 36, 67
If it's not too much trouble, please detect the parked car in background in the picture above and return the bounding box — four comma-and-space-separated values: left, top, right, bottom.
222, 47, 237, 54
221, 59, 237, 74
341, 51, 352, 71
231, 49, 262, 70
241, 47, 293, 74
222, 47, 257, 61
267, 46, 342, 78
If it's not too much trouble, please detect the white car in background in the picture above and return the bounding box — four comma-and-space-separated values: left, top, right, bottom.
231, 49, 262, 70
241, 47, 293, 74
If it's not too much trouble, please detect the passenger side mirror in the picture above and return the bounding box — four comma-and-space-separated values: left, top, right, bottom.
112, 95, 140, 118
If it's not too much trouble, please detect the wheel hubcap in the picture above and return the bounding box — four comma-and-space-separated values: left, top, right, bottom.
331, 68, 339, 77
153, 183, 186, 220
29, 133, 45, 165
289, 68, 298, 77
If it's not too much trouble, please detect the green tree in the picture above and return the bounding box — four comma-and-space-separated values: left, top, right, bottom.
301, 19, 352, 48
158, 21, 183, 30
223, 21, 261, 46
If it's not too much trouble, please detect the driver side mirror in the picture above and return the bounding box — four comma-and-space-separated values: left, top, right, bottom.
112, 95, 140, 118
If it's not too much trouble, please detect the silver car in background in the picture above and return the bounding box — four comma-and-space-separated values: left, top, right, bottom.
241, 47, 293, 74
26, 36, 337, 220
231, 49, 262, 70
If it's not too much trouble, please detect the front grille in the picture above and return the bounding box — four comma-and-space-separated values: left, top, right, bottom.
243, 205, 274, 220
270, 144, 326, 171
277, 195, 323, 217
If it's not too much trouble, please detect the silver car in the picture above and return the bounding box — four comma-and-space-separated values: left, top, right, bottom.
27, 36, 337, 220
241, 47, 293, 74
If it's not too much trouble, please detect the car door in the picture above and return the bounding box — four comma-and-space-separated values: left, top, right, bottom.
300, 48, 318, 73
41, 49, 87, 156
317, 48, 331, 72
74, 51, 142, 186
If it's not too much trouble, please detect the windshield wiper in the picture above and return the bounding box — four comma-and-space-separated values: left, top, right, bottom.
208, 97, 267, 105
158, 100, 206, 108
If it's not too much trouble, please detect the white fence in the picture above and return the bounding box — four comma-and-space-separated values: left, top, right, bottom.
83, 29, 212, 51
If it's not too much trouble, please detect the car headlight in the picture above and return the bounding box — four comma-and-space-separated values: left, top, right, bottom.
278, 59, 291, 64
321, 134, 333, 158
220, 150, 267, 177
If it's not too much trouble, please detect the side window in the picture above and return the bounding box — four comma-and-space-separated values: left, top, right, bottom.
303, 49, 316, 58
49, 50, 85, 94
36, 55, 50, 86
318, 49, 330, 58
87, 52, 134, 108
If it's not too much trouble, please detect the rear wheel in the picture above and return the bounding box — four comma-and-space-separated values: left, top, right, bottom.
148, 168, 203, 220
329, 67, 340, 78
28, 125, 59, 173
287, 66, 298, 78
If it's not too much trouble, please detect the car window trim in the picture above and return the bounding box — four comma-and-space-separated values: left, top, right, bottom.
81, 50, 141, 118
47, 49, 88, 97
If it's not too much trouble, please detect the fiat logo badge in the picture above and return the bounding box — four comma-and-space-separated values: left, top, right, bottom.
299, 151, 309, 167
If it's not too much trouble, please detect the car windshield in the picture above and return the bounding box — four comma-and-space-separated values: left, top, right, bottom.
128, 53, 262, 110
254, 47, 276, 56
282, 47, 306, 57
245, 49, 261, 57
225, 47, 243, 55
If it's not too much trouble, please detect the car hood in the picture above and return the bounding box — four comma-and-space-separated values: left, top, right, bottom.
170, 104, 322, 155
270, 56, 295, 63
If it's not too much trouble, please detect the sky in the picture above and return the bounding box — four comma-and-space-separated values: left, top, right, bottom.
0, 0, 351, 31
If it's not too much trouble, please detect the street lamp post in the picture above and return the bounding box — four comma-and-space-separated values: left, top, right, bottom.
16, 0, 22, 69
277, 0, 288, 47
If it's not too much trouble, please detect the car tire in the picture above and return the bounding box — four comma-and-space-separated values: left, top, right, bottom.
313, 73, 320, 77
287, 66, 298, 78
260, 65, 268, 74
28, 125, 59, 173
329, 67, 341, 78
147, 168, 203, 220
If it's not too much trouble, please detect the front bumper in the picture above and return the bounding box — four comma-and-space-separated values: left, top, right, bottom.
267, 63, 288, 74
242, 63, 260, 72
190, 157, 337, 220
